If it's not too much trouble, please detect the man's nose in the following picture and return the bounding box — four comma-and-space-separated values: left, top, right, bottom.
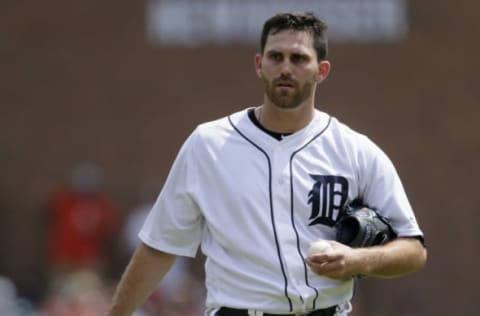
279, 60, 293, 76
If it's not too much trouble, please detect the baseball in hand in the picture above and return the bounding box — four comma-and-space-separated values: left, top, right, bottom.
307, 240, 333, 257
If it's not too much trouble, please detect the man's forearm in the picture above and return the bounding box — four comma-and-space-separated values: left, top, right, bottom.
105, 242, 176, 316
356, 237, 427, 278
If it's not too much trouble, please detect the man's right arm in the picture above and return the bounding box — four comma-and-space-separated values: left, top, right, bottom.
105, 242, 177, 316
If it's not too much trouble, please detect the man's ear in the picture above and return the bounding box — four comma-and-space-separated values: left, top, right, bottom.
316, 60, 331, 83
254, 54, 263, 78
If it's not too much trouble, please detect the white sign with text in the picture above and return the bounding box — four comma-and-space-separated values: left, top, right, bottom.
146, 0, 408, 46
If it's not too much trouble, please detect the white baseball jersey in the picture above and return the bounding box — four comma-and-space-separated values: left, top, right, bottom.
139, 108, 423, 314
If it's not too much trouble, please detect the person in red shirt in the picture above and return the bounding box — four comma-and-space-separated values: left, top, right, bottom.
46, 163, 118, 272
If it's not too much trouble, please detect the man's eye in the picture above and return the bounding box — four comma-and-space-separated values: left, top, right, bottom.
270, 54, 282, 61
292, 55, 307, 63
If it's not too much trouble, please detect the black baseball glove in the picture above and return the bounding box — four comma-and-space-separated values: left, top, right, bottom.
335, 203, 396, 248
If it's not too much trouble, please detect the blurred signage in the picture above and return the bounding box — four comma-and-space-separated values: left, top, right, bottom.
146, 0, 408, 46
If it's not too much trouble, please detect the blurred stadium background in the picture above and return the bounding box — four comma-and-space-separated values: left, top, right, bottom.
1, 0, 479, 315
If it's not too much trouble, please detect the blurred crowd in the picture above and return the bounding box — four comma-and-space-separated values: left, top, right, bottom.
1, 163, 205, 316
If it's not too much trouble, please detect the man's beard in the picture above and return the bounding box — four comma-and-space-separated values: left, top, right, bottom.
263, 75, 316, 109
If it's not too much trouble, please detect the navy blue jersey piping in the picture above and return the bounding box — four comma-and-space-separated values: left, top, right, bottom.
228, 115, 293, 311
289, 115, 332, 310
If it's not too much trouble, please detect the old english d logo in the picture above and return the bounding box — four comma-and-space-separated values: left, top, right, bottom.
308, 175, 348, 227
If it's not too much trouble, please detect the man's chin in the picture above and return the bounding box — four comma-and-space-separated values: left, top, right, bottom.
271, 99, 303, 110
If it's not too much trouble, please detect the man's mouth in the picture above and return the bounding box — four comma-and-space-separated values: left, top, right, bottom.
275, 81, 296, 88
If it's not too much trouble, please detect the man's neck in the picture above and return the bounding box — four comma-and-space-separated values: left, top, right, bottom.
256, 102, 315, 134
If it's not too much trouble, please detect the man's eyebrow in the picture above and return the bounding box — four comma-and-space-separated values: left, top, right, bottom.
265, 49, 282, 55
291, 52, 309, 57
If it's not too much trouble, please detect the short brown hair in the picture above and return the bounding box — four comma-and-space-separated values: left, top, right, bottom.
260, 11, 328, 61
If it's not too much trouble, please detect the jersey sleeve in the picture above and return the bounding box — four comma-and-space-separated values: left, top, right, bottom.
139, 129, 204, 257
356, 136, 423, 239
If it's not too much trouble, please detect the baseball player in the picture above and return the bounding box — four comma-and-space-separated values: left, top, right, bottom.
106, 11, 426, 316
